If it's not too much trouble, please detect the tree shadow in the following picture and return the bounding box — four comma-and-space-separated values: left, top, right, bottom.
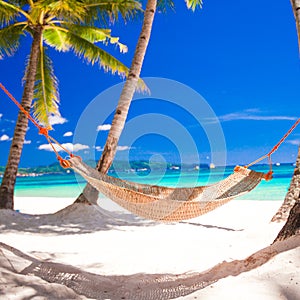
0, 203, 158, 235
0, 203, 241, 235
179, 221, 243, 232
1, 235, 299, 299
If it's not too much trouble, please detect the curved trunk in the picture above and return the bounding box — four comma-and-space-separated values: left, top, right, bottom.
271, 1, 300, 221
0, 28, 42, 209
273, 200, 300, 242
75, 0, 157, 204
290, 0, 300, 51
271, 1, 300, 239
271, 146, 300, 222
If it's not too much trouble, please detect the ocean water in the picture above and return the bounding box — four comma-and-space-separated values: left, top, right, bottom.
11, 164, 295, 201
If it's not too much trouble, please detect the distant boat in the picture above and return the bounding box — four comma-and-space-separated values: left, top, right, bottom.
275, 162, 281, 167
169, 165, 180, 170
137, 168, 148, 172
209, 163, 216, 169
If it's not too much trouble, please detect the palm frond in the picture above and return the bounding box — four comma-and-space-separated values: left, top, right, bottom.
68, 31, 147, 91
66, 24, 128, 53
32, 47, 60, 127
43, 26, 71, 51
0, 0, 23, 26
185, 0, 202, 11
84, 0, 143, 24
67, 29, 128, 77
157, 0, 175, 13
34, 0, 87, 23
0, 23, 26, 58
9, 0, 28, 6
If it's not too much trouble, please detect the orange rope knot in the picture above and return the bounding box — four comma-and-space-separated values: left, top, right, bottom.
263, 171, 273, 181
38, 127, 49, 137
57, 156, 72, 169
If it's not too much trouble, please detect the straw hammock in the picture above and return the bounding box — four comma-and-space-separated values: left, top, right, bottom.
0, 83, 299, 222
69, 157, 265, 221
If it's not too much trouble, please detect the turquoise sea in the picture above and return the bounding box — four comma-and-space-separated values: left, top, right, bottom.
11, 163, 295, 201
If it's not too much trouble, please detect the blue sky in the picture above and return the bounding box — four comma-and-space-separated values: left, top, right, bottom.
0, 0, 299, 167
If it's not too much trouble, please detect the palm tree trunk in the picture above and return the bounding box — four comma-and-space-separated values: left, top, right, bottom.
290, 0, 300, 51
271, 1, 300, 240
271, 146, 300, 222
271, 1, 300, 222
0, 27, 42, 209
273, 200, 300, 242
75, 0, 157, 204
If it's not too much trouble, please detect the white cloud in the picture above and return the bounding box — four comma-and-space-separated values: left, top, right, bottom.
94, 145, 131, 152
116, 145, 131, 151
244, 108, 261, 113
71, 143, 90, 152
49, 114, 67, 125
217, 110, 297, 122
0, 134, 10, 141
38, 143, 89, 152
0, 113, 3, 118
97, 124, 111, 131
38, 144, 62, 152
24, 140, 31, 144
286, 139, 300, 146
95, 146, 103, 152
63, 131, 73, 137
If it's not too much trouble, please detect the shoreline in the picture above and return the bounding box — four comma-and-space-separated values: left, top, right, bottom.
12, 196, 285, 217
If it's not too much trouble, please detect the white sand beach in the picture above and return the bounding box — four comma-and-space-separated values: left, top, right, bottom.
0, 197, 299, 299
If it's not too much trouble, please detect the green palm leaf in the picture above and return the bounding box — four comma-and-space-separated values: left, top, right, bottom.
44, 25, 147, 90
32, 47, 60, 127
65, 24, 128, 53
43, 26, 70, 51
0, 0, 22, 26
34, 0, 87, 23
8, 0, 28, 5
0, 23, 26, 58
45, 26, 128, 77
69, 30, 128, 76
185, 0, 202, 11
157, 0, 175, 13
84, 0, 142, 24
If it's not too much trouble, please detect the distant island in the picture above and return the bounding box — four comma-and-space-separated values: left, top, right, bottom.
0, 160, 211, 177
0, 160, 295, 178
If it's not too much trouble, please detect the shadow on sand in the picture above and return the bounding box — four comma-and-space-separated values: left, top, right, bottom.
0, 203, 241, 235
0, 235, 299, 299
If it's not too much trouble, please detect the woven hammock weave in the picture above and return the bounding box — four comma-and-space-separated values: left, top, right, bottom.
69, 157, 265, 222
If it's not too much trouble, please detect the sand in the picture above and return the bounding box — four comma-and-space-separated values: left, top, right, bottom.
0, 197, 299, 299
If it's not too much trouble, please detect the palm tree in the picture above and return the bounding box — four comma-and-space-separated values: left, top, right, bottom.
271, 146, 300, 222
75, 0, 203, 204
272, 0, 300, 241
0, 0, 142, 209
273, 146, 300, 241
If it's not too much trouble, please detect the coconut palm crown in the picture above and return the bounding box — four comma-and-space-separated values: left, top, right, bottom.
0, 0, 142, 126
0, 0, 142, 209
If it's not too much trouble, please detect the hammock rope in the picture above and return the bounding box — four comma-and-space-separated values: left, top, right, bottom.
246, 118, 300, 172
1, 82, 299, 221
0, 83, 75, 168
